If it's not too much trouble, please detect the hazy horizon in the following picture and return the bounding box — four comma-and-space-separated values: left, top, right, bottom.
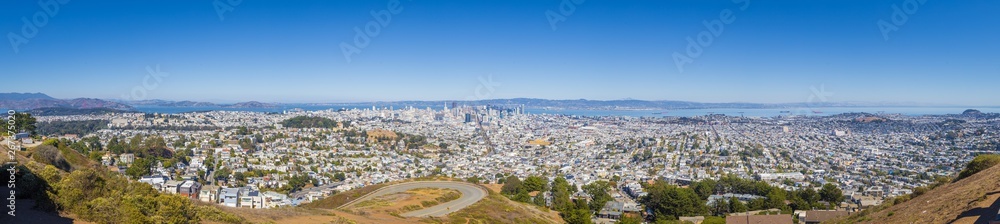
7, 91, 1000, 109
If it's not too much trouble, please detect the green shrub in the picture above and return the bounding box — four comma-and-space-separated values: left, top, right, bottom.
957, 154, 1000, 181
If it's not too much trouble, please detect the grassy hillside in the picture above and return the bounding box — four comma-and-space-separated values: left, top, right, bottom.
443, 192, 563, 224
829, 155, 1000, 223
300, 183, 390, 209
4, 144, 559, 224
300, 176, 460, 209
302, 178, 563, 224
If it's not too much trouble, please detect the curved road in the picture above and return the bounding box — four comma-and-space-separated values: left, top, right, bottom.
338, 181, 488, 217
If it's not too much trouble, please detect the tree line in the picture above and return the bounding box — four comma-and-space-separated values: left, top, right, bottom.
500, 175, 616, 224
36, 120, 110, 136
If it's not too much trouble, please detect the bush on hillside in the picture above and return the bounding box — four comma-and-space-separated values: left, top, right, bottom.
956, 154, 1000, 181
33, 145, 71, 172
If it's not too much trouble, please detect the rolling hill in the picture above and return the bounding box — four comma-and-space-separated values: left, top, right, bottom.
830, 158, 1000, 223
0, 93, 133, 111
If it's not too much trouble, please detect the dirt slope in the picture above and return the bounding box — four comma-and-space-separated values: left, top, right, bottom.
830, 163, 1000, 223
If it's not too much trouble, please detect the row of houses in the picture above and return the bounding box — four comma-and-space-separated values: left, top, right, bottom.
139, 175, 202, 199
138, 175, 291, 208
200, 186, 290, 208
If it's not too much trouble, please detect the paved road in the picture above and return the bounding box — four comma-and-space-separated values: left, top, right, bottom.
339, 181, 488, 217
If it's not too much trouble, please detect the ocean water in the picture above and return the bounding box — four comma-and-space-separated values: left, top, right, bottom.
525, 107, 1000, 117
131, 105, 1000, 118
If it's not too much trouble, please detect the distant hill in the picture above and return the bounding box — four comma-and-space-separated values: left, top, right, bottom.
963, 109, 983, 115
0, 92, 56, 101
0, 98, 134, 111
224, 101, 277, 108
121, 99, 276, 108
322, 98, 953, 110
27, 107, 131, 116
831, 155, 1000, 223
0, 93, 134, 111
158, 100, 219, 107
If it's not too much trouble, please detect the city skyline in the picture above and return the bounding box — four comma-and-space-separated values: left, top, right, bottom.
2, 0, 998, 105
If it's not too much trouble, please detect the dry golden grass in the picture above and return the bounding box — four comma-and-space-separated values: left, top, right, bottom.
482, 184, 503, 193
829, 163, 1000, 223
192, 199, 335, 223
300, 183, 390, 209
444, 192, 563, 224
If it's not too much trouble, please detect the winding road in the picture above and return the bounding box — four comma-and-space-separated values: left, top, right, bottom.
337, 181, 488, 217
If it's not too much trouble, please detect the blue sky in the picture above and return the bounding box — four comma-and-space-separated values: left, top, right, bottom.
1, 0, 997, 105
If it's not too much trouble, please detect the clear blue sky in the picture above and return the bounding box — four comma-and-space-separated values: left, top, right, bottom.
1, 0, 997, 105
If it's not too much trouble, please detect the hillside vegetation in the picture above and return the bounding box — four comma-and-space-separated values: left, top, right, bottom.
301, 183, 389, 209
302, 177, 562, 224
444, 192, 563, 224
280, 116, 347, 129
956, 154, 1000, 181
3, 145, 248, 224
830, 154, 1000, 223
36, 120, 110, 136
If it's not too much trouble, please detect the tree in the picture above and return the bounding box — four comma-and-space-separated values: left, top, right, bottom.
563, 208, 594, 224
692, 179, 717, 200
523, 175, 547, 192
501, 176, 523, 195
233, 172, 245, 182
640, 181, 707, 220
6, 112, 37, 135
128, 135, 144, 153
616, 215, 643, 224
790, 196, 809, 211
583, 181, 612, 212
107, 137, 125, 154
551, 177, 574, 211
819, 183, 844, 206
729, 196, 747, 213
766, 187, 789, 211
280, 116, 340, 129
799, 187, 819, 204
126, 158, 154, 179
214, 167, 231, 181
747, 197, 768, 211
466, 176, 480, 184
710, 197, 729, 216
532, 192, 547, 207
513, 190, 531, 203
88, 151, 103, 162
